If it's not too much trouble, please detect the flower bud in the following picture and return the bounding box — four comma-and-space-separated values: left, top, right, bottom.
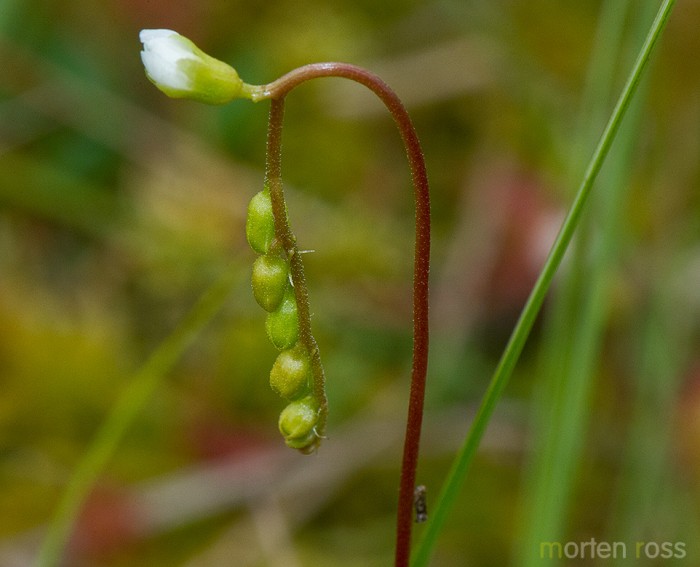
252, 255, 289, 312
270, 345, 312, 400
278, 395, 319, 450
246, 190, 276, 254
265, 287, 299, 350
140, 29, 245, 105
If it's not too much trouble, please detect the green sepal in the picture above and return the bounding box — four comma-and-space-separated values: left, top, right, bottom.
270, 344, 312, 400
252, 254, 289, 312
176, 57, 243, 105
265, 287, 299, 350
246, 189, 275, 254
278, 395, 319, 451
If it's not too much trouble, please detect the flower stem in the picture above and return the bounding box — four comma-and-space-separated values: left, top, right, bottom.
265, 96, 329, 445
260, 63, 431, 567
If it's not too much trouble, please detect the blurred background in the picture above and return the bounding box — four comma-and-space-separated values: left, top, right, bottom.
0, 1, 699, 565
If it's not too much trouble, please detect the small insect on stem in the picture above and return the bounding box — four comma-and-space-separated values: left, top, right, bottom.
414, 484, 428, 524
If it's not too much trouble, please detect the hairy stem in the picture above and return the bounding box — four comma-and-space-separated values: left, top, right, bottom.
260, 63, 431, 567
265, 97, 329, 444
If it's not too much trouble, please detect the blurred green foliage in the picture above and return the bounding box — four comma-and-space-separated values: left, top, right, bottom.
0, 1, 699, 565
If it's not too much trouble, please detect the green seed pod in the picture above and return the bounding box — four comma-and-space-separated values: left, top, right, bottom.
270, 344, 312, 400
246, 190, 275, 254
278, 395, 319, 451
265, 287, 299, 350
252, 254, 289, 312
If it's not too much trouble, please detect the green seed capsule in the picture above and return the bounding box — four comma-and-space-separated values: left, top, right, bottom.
270, 345, 312, 400
252, 254, 289, 312
246, 190, 275, 254
265, 287, 299, 350
278, 395, 319, 450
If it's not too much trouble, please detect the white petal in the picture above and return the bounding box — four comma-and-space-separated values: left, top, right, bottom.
140, 50, 190, 90
139, 29, 177, 43
141, 31, 199, 68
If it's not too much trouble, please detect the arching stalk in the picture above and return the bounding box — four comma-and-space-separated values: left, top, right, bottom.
257, 63, 431, 567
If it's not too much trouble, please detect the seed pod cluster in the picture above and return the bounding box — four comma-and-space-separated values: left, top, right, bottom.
246, 188, 320, 453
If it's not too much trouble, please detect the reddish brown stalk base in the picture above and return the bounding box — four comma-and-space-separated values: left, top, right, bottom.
262, 63, 431, 567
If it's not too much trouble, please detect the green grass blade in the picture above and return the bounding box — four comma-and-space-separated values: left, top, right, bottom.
516, 2, 656, 562
410, 1, 677, 565
35, 264, 242, 567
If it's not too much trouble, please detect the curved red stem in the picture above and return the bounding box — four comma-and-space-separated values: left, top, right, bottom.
263, 63, 430, 566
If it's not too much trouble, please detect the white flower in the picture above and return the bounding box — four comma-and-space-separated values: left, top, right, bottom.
139, 29, 245, 104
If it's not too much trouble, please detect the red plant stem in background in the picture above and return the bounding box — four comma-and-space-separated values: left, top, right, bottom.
263, 63, 431, 567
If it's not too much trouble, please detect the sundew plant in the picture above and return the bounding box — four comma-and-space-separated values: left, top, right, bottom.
138, 28, 431, 565
27, 0, 697, 566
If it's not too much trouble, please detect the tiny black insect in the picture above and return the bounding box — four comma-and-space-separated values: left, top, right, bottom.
414, 484, 427, 523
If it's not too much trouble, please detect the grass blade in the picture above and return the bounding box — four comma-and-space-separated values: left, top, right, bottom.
35, 264, 242, 567
410, 1, 677, 564
516, 1, 656, 562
